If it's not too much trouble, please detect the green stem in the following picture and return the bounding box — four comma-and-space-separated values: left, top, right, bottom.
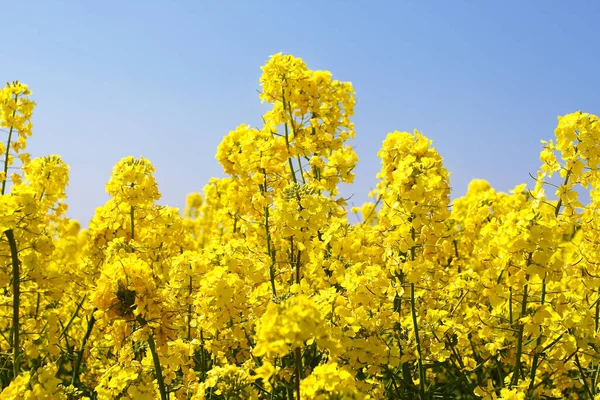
527, 278, 546, 394
262, 169, 277, 297
295, 250, 301, 285
265, 205, 276, 296
148, 333, 169, 400
6, 229, 20, 378
574, 352, 593, 399
591, 289, 600, 396
593, 360, 600, 396
34, 292, 40, 320
187, 274, 193, 341
284, 132, 297, 184
444, 333, 472, 388
410, 283, 426, 399
59, 295, 86, 340
495, 357, 505, 390
71, 310, 96, 386
296, 155, 305, 184
281, 89, 297, 184
130, 206, 135, 241
200, 329, 206, 382
407, 226, 423, 398
394, 272, 415, 397
285, 99, 305, 184
361, 194, 383, 226
511, 279, 529, 387
509, 286, 513, 325
270, 379, 275, 400
294, 347, 302, 400
554, 168, 572, 217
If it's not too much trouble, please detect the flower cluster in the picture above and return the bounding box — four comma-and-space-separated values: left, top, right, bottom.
0, 59, 599, 400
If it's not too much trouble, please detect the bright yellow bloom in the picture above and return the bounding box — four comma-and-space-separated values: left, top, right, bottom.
2, 65, 600, 400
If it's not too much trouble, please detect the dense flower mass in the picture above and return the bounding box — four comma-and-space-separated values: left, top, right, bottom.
0, 57, 599, 400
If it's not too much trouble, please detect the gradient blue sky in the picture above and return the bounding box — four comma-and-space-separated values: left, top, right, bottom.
3, 1, 600, 224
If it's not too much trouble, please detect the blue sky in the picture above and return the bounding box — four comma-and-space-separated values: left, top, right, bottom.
3, 0, 600, 224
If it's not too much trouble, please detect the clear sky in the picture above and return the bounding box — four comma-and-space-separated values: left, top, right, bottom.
3, 0, 600, 224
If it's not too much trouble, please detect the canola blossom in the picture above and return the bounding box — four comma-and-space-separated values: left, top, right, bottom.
0, 55, 599, 399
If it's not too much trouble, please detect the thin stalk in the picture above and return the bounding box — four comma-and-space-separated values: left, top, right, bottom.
593, 361, 600, 396
294, 347, 302, 400
200, 329, 206, 381
34, 292, 40, 319
361, 194, 383, 226
554, 169, 572, 217
265, 204, 276, 297
511, 279, 529, 387
284, 99, 305, 184
295, 250, 301, 284
130, 206, 135, 241
385, 365, 402, 398
296, 155, 306, 184
444, 333, 472, 387
453, 240, 461, 273
59, 295, 86, 340
71, 310, 96, 386
596, 288, 600, 333
527, 278, 546, 394
5, 230, 20, 378
574, 352, 593, 399
469, 336, 485, 387
408, 226, 425, 398
148, 333, 169, 400
270, 357, 279, 400
281, 89, 297, 184
509, 286, 513, 325
284, 132, 297, 183
288, 237, 295, 286
394, 273, 415, 397
262, 169, 277, 297
453, 239, 459, 259
293, 194, 303, 286
444, 353, 472, 393
532, 350, 577, 391
410, 283, 426, 399
187, 274, 193, 341
495, 357, 505, 389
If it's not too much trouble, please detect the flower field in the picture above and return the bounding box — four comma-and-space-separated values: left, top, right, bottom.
1, 54, 600, 399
